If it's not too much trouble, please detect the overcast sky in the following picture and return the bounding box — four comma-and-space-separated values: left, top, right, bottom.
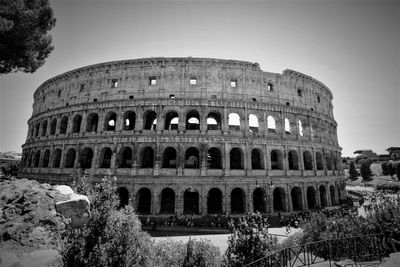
0, 0, 399, 157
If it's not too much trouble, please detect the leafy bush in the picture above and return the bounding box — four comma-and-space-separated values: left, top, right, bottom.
349, 161, 358, 180
381, 162, 390, 176
360, 159, 372, 181
397, 163, 400, 180
223, 213, 278, 267
376, 183, 400, 193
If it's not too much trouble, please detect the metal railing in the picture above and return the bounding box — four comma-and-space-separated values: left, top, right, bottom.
243, 233, 384, 267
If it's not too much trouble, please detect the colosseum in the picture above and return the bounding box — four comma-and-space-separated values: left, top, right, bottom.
20, 57, 346, 216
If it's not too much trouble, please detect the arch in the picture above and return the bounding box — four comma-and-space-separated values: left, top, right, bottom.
228, 113, 240, 131
52, 149, 62, 168
50, 118, 57, 135
249, 114, 259, 133
29, 151, 35, 167
271, 149, 283, 170
186, 110, 200, 130
123, 111, 136, 130
65, 148, 76, 168
325, 154, 333, 170
298, 120, 303, 136
231, 188, 245, 214
80, 147, 93, 169
291, 187, 303, 211
330, 185, 337, 205
207, 147, 222, 169
230, 148, 243, 169
59, 116, 68, 134
42, 149, 50, 168
207, 188, 223, 214
303, 150, 313, 170
143, 110, 157, 130
137, 188, 151, 214
184, 188, 199, 214
33, 150, 41, 167
104, 111, 117, 131
207, 112, 221, 130
267, 115, 276, 133
160, 187, 175, 214
118, 147, 132, 168
253, 187, 266, 213
185, 147, 199, 168
162, 147, 177, 168
35, 123, 40, 137
307, 187, 317, 209
316, 152, 324, 170
319, 185, 327, 208
140, 146, 154, 168
164, 111, 179, 130
86, 113, 98, 132
72, 114, 82, 133
116, 187, 129, 208
251, 149, 264, 170
284, 118, 290, 133
288, 150, 299, 170
273, 187, 286, 212
100, 147, 112, 168
41, 120, 48, 136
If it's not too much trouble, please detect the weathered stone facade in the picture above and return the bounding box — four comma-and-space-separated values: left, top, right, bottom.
20, 57, 346, 216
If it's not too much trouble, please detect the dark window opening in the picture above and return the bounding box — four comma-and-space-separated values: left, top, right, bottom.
286, 102, 290, 106
271, 149, 283, 170
185, 147, 199, 169
298, 89, 303, 97
41, 121, 48, 137
252, 98, 257, 102
231, 188, 245, 214
253, 188, 266, 213
207, 147, 222, 169
291, 187, 303, 211
50, 119, 57, 135
267, 83, 273, 91
143, 111, 157, 130
42, 150, 50, 168
80, 84, 85, 92
34, 151, 41, 168
288, 150, 299, 170
86, 113, 99, 132
94, 98, 97, 102
100, 147, 112, 168
65, 149, 76, 168
137, 188, 151, 214
307, 187, 316, 209
186, 110, 200, 130
207, 112, 221, 130
184, 188, 199, 214
116, 187, 129, 208
52, 149, 62, 168
303, 151, 313, 170
164, 111, 179, 130
80, 148, 93, 169
104, 112, 117, 131
129, 95, 134, 99
72, 115, 82, 133
111, 79, 118, 88
59, 116, 68, 134
123, 111, 136, 130
273, 187, 286, 212
118, 147, 132, 168
141, 147, 154, 168
160, 188, 175, 214
251, 149, 263, 170
230, 148, 243, 169
169, 94, 175, 99
207, 188, 222, 214
162, 147, 177, 168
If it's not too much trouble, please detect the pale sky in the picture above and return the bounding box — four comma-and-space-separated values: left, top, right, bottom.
0, 0, 399, 157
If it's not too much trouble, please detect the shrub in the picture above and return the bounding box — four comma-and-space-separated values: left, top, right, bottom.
389, 162, 396, 177
349, 161, 358, 180
381, 162, 390, 176
360, 159, 372, 181
376, 183, 400, 193
397, 163, 400, 180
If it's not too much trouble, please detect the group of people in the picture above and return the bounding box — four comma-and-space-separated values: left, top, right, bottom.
140, 214, 232, 230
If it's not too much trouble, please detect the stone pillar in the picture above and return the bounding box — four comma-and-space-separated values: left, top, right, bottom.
200, 144, 207, 176
302, 183, 308, 211
60, 144, 66, 168
315, 186, 321, 207
116, 109, 124, 131
136, 107, 143, 130
93, 144, 100, 169
286, 185, 292, 212
200, 107, 207, 133
222, 106, 228, 133
110, 145, 117, 169
176, 189, 183, 215
243, 105, 249, 135
178, 106, 185, 132
75, 144, 81, 168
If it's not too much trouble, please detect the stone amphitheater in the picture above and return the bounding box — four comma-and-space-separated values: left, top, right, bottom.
20, 57, 346, 216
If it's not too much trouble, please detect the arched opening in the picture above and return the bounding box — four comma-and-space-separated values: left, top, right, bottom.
207, 147, 222, 169
118, 147, 132, 168
164, 111, 179, 130
271, 149, 283, 170
80, 148, 93, 169
325, 154, 332, 170
231, 188, 245, 214
29, 151, 35, 167
185, 147, 199, 168
50, 118, 57, 135
249, 114, 259, 133
137, 188, 151, 214
298, 120, 303, 136
42, 149, 50, 168
86, 113, 98, 132
52, 149, 62, 168
72, 115, 82, 133
307, 187, 317, 209
267, 115, 276, 133
41, 120, 48, 136
207, 112, 221, 130
320, 185, 327, 208
104, 112, 117, 131
35, 123, 40, 137
330, 185, 337, 205
65, 148, 76, 168
253, 188, 266, 213
288, 150, 299, 170
34, 150, 41, 167
116, 187, 129, 208
291, 187, 303, 211
186, 110, 200, 130
273, 187, 286, 212
230, 148, 243, 169
284, 118, 291, 134
143, 110, 157, 130
100, 147, 112, 168
162, 147, 177, 168
316, 152, 324, 170
123, 111, 136, 130
251, 149, 264, 170
184, 188, 199, 214
59, 116, 68, 134
140, 147, 154, 168
303, 150, 313, 170
207, 188, 223, 214
228, 113, 240, 131
160, 188, 175, 214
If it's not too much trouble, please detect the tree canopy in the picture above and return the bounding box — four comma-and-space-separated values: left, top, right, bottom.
0, 0, 56, 74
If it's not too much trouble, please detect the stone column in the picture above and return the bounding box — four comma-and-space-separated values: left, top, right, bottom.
302, 183, 308, 211
286, 185, 292, 212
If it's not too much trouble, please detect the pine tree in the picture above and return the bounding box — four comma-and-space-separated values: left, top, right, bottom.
349, 161, 358, 180
360, 159, 372, 181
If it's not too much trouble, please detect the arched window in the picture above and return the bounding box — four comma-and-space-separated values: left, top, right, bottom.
330, 185, 337, 205
140, 147, 154, 168
65, 148, 76, 168
80, 148, 93, 169
162, 147, 177, 168
207, 112, 221, 130
303, 150, 313, 170
50, 118, 57, 135
228, 113, 240, 131
137, 188, 151, 214
184, 188, 199, 214
307, 187, 316, 209
118, 147, 132, 168
59, 116, 68, 134
35, 123, 40, 137
207, 147, 222, 169
143, 111, 157, 130
319, 185, 327, 208
104, 112, 117, 131
116, 187, 130, 208
288, 150, 299, 170
42, 149, 50, 168
160, 187, 175, 214
86, 113, 98, 132
267, 116, 276, 133
123, 111, 136, 130
316, 152, 324, 170
52, 149, 62, 168
186, 110, 200, 130
72, 115, 82, 133
251, 149, 264, 170
298, 120, 303, 136
100, 147, 112, 168
34, 150, 41, 167
271, 149, 283, 170
185, 147, 199, 169
284, 118, 290, 134
253, 188, 266, 213
164, 111, 179, 130
230, 148, 243, 169
291, 187, 303, 211
41, 120, 48, 136
325, 154, 332, 170
273, 187, 286, 212
231, 188, 245, 214
207, 188, 223, 214
249, 114, 259, 133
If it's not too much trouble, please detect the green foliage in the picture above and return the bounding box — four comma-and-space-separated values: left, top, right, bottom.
381, 162, 390, 176
389, 162, 396, 177
360, 159, 372, 181
349, 161, 358, 180
0, 0, 56, 73
223, 213, 278, 267
62, 176, 153, 266
396, 163, 400, 180
376, 182, 400, 193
